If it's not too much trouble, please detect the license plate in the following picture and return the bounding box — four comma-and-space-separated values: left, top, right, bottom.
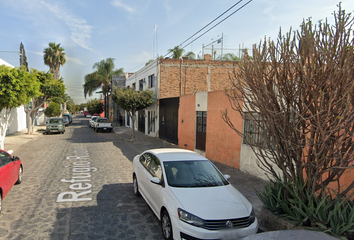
103, 128, 107, 130
220, 230, 238, 240
51, 130, 58, 132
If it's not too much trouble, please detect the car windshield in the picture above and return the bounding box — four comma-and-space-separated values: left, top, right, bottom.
98, 119, 109, 122
163, 160, 229, 188
49, 119, 62, 124
91, 117, 98, 121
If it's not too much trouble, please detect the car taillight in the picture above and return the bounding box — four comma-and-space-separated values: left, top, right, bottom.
111, 123, 112, 127
97, 124, 99, 126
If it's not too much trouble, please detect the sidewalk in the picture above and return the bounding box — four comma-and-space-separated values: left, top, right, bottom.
4, 124, 268, 229
4, 125, 44, 153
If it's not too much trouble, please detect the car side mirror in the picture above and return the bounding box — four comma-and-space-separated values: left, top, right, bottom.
224, 174, 231, 181
12, 156, 20, 161
150, 177, 161, 185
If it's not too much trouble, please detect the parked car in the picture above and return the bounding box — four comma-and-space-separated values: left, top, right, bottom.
93, 118, 113, 132
132, 148, 258, 240
62, 115, 70, 127
45, 117, 65, 134
63, 113, 72, 124
89, 116, 99, 128
86, 114, 92, 118
0, 149, 23, 214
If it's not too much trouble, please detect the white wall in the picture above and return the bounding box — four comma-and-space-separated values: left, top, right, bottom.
195, 92, 208, 111
6, 106, 27, 135
126, 60, 159, 137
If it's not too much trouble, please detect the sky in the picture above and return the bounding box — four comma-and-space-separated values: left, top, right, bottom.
1, 0, 353, 104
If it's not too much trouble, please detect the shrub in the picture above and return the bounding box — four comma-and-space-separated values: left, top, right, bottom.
256, 180, 354, 239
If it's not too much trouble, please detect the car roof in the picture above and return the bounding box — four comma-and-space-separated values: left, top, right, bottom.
145, 148, 208, 162
49, 117, 63, 119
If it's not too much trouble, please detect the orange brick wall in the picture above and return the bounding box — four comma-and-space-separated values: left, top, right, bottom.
205, 90, 243, 169
159, 57, 238, 99
178, 94, 196, 150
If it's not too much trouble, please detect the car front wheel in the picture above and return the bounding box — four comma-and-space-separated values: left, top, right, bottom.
133, 175, 140, 197
16, 166, 23, 184
161, 210, 173, 240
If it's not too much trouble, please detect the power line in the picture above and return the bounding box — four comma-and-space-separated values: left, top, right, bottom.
177, 0, 244, 49
127, 1, 249, 72
179, 0, 253, 52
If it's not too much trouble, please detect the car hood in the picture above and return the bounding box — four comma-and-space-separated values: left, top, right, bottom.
169, 185, 252, 220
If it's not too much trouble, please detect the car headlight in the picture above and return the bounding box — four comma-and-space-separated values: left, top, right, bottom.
249, 208, 256, 224
178, 208, 205, 228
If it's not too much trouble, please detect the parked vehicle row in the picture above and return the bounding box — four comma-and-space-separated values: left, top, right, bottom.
89, 116, 113, 133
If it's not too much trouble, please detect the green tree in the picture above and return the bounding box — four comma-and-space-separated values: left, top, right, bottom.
66, 97, 76, 114
43, 42, 66, 80
24, 70, 65, 134
83, 58, 124, 118
0, 65, 40, 149
222, 53, 239, 61
168, 46, 184, 59
78, 103, 87, 111
44, 102, 61, 117
20, 42, 29, 71
112, 88, 155, 138
87, 99, 104, 115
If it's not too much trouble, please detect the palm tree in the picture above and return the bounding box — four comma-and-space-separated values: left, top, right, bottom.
183, 51, 196, 59
83, 58, 124, 118
43, 42, 66, 80
168, 46, 184, 59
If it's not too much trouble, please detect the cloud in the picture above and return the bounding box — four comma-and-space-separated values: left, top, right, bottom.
111, 0, 136, 13
38, 0, 93, 50
66, 57, 84, 66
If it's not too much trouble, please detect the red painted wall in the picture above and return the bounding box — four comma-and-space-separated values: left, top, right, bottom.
205, 90, 243, 169
178, 94, 196, 150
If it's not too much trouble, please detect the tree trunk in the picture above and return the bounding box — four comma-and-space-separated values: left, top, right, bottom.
0, 108, 12, 150
25, 97, 47, 135
130, 111, 136, 139
26, 110, 33, 135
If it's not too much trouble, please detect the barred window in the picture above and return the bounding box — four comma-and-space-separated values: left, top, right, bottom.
243, 112, 267, 148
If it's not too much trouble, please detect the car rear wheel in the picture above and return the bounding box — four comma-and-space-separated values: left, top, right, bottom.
95, 128, 98, 132
16, 166, 23, 184
161, 210, 173, 240
133, 175, 140, 197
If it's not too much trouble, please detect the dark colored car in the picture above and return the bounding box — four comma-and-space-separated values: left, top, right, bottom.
63, 113, 72, 124
63, 115, 69, 127
0, 149, 23, 214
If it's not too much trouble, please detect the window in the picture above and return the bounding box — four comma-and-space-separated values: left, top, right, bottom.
140, 153, 152, 170
243, 112, 271, 149
148, 74, 155, 88
132, 83, 136, 90
0, 151, 12, 167
149, 154, 162, 181
139, 79, 144, 91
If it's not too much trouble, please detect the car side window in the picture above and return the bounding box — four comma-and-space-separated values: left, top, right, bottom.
0, 151, 12, 167
149, 154, 162, 181
140, 153, 152, 171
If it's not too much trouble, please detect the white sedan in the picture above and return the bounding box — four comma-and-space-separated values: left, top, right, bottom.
132, 148, 258, 240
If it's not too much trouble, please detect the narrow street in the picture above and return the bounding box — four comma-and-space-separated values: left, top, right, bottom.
0, 115, 171, 240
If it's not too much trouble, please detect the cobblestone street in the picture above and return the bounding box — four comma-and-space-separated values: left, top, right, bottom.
0, 115, 267, 240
